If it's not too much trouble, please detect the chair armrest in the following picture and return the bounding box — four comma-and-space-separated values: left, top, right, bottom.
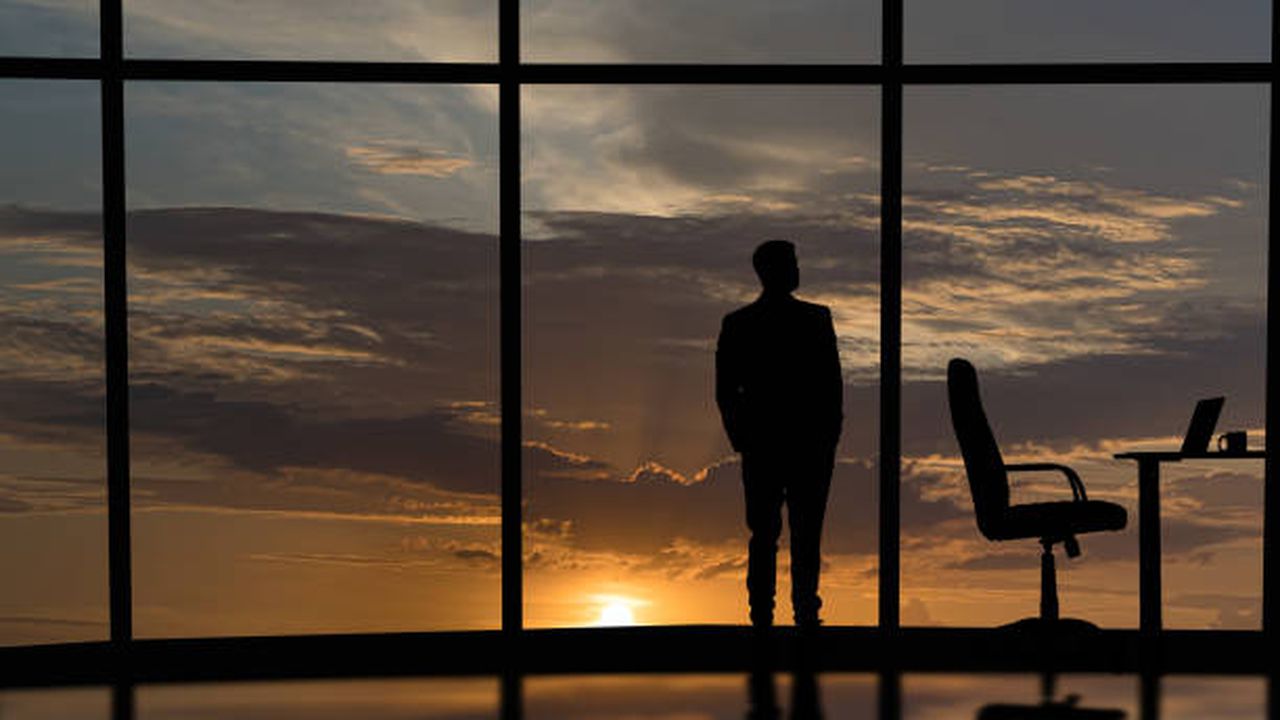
1004, 462, 1088, 501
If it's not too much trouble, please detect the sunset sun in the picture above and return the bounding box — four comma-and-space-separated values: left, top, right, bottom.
598, 602, 636, 626
591, 596, 643, 627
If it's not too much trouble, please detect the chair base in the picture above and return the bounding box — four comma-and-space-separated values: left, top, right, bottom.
999, 616, 1101, 635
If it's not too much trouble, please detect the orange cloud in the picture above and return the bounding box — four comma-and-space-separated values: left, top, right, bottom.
346, 142, 474, 177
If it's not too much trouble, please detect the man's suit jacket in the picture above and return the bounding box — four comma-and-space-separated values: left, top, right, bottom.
716, 294, 843, 453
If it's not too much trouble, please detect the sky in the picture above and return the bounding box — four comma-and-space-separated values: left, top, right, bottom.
0, 1, 1273, 644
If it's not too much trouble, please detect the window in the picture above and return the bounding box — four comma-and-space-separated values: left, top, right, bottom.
901, 85, 1268, 628
0, 79, 106, 647
124, 1, 496, 61
522, 85, 879, 627
0, 0, 1275, 662
125, 81, 500, 635
522, 0, 879, 63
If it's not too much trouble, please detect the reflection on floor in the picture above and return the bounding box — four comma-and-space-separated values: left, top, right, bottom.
524, 673, 876, 719
0, 674, 1267, 719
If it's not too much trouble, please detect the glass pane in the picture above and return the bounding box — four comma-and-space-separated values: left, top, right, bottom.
524, 86, 878, 628
902, 85, 1268, 629
126, 82, 499, 636
0, 688, 111, 719
138, 679, 498, 718
907, 0, 1270, 63
526, 674, 876, 718
523, 0, 880, 63
903, 674, 1137, 718
125, 1, 496, 61
0, 80, 106, 647
0, 0, 97, 57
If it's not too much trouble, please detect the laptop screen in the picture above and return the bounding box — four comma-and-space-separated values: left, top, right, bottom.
1180, 397, 1225, 455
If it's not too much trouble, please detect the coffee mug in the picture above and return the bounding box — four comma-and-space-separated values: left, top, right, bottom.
1218, 431, 1247, 455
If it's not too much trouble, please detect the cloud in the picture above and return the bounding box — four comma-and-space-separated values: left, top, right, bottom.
0, 201, 1259, 449
0, 209, 104, 386
623, 461, 699, 485
1168, 593, 1260, 630
1, 203, 1261, 494
527, 407, 611, 432
0, 496, 33, 513
249, 552, 435, 569
121, 82, 499, 232
126, 383, 502, 497
346, 143, 475, 178
900, 170, 1258, 378
971, 173, 1230, 233
0, 614, 105, 629
523, 454, 963, 566
103, 207, 497, 398
900, 317, 1264, 458
0, 474, 103, 515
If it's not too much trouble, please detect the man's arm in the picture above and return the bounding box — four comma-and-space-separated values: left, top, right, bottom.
715, 315, 747, 452
821, 307, 843, 449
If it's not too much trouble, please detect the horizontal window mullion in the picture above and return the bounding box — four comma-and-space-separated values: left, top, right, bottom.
904, 62, 1273, 84
0, 57, 102, 79
2, 58, 1272, 84
517, 63, 883, 84
122, 59, 502, 83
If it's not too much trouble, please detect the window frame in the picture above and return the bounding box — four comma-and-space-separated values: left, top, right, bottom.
0, 0, 1274, 651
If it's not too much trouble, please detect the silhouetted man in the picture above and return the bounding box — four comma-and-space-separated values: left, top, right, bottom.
717, 240, 842, 629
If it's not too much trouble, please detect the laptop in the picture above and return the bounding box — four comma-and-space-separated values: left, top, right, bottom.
1180, 397, 1225, 455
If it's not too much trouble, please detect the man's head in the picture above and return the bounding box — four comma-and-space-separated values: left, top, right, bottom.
752, 239, 799, 295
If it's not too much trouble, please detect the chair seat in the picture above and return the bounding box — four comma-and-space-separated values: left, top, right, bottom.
989, 500, 1127, 542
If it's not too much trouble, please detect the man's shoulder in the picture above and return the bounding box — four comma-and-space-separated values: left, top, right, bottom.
723, 298, 830, 325
722, 302, 760, 326
794, 299, 832, 320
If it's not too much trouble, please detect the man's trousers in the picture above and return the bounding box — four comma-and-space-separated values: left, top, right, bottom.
741, 445, 834, 626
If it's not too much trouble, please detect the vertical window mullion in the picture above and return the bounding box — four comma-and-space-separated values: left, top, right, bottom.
101, 0, 132, 650
879, 0, 904, 633
1262, 0, 1279, 638
499, 0, 524, 713
499, 0, 523, 641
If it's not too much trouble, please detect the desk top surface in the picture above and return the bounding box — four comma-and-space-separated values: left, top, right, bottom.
1114, 450, 1267, 461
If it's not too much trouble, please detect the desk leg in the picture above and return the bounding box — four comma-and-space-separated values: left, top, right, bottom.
1138, 459, 1162, 635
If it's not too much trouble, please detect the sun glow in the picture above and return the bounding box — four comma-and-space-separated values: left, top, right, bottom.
590, 595, 645, 626
597, 602, 636, 626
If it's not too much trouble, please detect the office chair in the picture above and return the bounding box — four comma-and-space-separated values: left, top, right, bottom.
947, 358, 1127, 629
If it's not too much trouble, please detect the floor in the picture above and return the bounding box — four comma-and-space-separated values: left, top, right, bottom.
1, 627, 1274, 718
0, 673, 1269, 719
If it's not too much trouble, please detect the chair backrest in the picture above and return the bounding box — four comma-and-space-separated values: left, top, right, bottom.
946, 358, 1009, 538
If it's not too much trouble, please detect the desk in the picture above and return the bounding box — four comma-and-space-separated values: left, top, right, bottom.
1114, 450, 1266, 634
